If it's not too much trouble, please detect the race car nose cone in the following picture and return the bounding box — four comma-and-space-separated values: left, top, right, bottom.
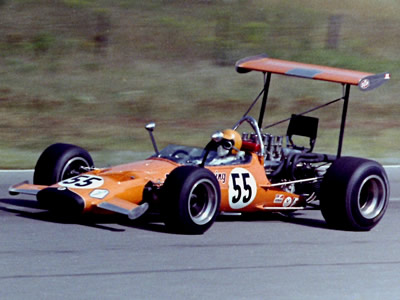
37, 187, 85, 216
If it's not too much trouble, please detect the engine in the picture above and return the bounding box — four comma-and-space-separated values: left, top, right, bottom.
241, 132, 284, 166
241, 131, 330, 198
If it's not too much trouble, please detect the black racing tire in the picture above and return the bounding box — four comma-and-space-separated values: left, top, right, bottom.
320, 157, 389, 231
161, 166, 221, 234
33, 143, 94, 186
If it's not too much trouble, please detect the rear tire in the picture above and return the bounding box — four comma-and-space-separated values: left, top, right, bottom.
34, 143, 94, 186
161, 166, 221, 234
320, 157, 389, 231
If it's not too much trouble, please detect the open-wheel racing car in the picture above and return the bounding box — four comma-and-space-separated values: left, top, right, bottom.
10, 54, 391, 234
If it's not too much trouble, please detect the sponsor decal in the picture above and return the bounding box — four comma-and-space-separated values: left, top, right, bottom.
214, 172, 227, 184
90, 189, 109, 199
228, 168, 257, 209
283, 197, 292, 207
282, 196, 300, 207
274, 195, 300, 207
274, 194, 284, 204
59, 175, 104, 189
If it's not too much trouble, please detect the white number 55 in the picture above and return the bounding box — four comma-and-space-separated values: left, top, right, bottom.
228, 168, 257, 209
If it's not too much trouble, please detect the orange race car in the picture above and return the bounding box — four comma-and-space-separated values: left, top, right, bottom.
9, 54, 391, 234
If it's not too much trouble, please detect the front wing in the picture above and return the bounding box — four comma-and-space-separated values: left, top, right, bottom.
9, 181, 149, 219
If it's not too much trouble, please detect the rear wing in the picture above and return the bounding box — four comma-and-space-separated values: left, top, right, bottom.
235, 54, 391, 158
236, 54, 390, 91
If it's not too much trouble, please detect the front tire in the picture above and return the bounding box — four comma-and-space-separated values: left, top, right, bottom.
161, 166, 221, 234
33, 143, 94, 186
320, 157, 389, 231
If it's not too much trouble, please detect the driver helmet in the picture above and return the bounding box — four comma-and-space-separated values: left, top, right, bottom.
218, 129, 242, 156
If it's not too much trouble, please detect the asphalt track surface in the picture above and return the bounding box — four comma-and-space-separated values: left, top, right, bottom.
1, 168, 400, 300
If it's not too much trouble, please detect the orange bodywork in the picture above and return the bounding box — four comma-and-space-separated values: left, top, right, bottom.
56, 158, 179, 214
205, 154, 300, 212
11, 152, 302, 215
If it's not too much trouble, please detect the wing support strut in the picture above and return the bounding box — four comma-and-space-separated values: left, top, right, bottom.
337, 84, 351, 158
258, 72, 271, 128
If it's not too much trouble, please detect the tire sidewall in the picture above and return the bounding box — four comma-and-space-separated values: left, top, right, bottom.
162, 166, 221, 234
34, 143, 94, 186
178, 170, 219, 227
321, 157, 389, 231
345, 162, 389, 230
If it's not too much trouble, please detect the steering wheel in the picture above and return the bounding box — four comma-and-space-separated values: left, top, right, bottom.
233, 116, 265, 157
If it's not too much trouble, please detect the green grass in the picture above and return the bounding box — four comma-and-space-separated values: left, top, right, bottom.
0, 0, 399, 168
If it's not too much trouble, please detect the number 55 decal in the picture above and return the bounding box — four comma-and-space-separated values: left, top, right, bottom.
228, 168, 257, 209
59, 175, 104, 189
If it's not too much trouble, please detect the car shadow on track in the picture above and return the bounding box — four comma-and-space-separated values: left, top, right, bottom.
217, 210, 330, 230
1, 197, 331, 233
0, 197, 171, 233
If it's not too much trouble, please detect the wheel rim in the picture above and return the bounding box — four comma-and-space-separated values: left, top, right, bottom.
188, 179, 218, 225
358, 175, 386, 219
60, 157, 91, 181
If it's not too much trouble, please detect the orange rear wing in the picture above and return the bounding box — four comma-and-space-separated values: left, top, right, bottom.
236, 54, 390, 91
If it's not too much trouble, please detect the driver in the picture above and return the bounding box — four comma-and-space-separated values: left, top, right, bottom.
209, 129, 245, 165
218, 129, 242, 156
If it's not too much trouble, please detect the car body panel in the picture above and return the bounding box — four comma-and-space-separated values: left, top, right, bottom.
55, 158, 179, 213
10, 152, 302, 215
205, 153, 301, 212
